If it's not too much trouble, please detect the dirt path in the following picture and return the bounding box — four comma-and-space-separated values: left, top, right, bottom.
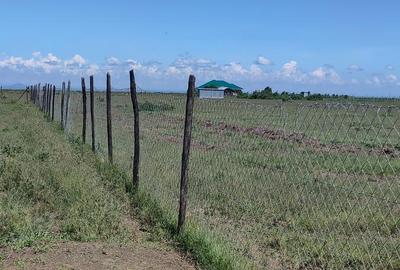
1, 224, 196, 270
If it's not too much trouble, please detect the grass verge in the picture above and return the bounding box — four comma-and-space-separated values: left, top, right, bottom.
0, 102, 132, 251
0, 99, 247, 269
93, 160, 249, 270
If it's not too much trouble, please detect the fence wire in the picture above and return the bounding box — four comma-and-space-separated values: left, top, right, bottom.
56, 91, 399, 269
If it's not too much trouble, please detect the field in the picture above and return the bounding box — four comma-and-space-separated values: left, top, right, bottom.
2, 90, 400, 269
0, 95, 195, 269
55, 91, 398, 269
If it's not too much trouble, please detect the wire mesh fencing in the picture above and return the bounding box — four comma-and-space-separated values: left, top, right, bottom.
50, 86, 400, 269
188, 100, 400, 269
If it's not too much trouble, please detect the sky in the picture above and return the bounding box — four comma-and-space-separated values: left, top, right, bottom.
1, 0, 400, 96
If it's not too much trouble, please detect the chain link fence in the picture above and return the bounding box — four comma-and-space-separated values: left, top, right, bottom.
55, 89, 399, 269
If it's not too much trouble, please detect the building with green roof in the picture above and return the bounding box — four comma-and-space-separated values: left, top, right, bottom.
197, 80, 243, 99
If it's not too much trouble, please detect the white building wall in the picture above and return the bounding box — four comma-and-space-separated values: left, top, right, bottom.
199, 89, 224, 99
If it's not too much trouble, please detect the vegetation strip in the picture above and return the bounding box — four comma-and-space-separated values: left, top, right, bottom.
0, 99, 245, 269
0, 102, 133, 251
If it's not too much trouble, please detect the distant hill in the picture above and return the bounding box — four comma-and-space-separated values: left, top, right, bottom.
1, 83, 26, 89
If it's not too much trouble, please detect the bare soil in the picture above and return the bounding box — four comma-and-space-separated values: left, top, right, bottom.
0, 220, 196, 270
0, 241, 196, 270
203, 120, 400, 158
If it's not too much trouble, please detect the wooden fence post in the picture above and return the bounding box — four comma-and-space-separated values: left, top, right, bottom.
51, 85, 55, 121
106, 73, 113, 163
129, 69, 140, 193
81, 78, 87, 144
37, 83, 41, 106
26, 87, 29, 103
45, 84, 48, 115
42, 85, 46, 112
45, 84, 48, 114
40, 84, 44, 111
64, 81, 71, 130
38, 84, 40, 105
90, 75, 95, 152
61, 82, 65, 128
48, 84, 52, 117
35, 84, 37, 105
46, 84, 49, 115
177, 74, 196, 234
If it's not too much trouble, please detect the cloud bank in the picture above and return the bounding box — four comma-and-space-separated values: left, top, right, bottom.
0, 52, 399, 96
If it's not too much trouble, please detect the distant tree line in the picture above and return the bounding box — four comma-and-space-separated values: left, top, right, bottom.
237, 87, 350, 101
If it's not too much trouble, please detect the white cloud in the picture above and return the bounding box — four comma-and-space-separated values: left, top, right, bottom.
65, 54, 86, 66
372, 76, 381, 85
42, 53, 61, 65
385, 65, 394, 70
249, 64, 264, 78
366, 73, 399, 86
0, 54, 61, 73
311, 67, 326, 79
386, 74, 397, 82
347, 64, 363, 72
1, 51, 397, 93
165, 55, 216, 77
107, 56, 120, 65
279, 60, 308, 83
86, 64, 99, 76
310, 66, 342, 84
128, 60, 161, 76
255, 56, 272, 65
171, 55, 216, 70
281, 60, 298, 77
223, 62, 247, 75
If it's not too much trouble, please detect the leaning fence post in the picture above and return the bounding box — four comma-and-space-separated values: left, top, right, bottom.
129, 70, 140, 193
81, 77, 87, 144
48, 84, 52, 117
61, 82, 65, 128
51, 85, 55, 121
106, 73, 113, 163
177, 74, 196, 234
89, 75, 95, 152
64, 81, 71, 130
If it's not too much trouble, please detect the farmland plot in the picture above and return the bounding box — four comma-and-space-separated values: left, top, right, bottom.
60, 92, 399, 269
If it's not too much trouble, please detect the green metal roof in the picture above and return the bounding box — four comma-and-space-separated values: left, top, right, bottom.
198, 80, 242, 91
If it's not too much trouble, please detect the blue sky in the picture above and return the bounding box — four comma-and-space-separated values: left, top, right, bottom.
1, 0, 399, 96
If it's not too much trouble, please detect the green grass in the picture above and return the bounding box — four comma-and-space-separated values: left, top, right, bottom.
55, 91, 399, 269
0, 99, 133, 250
0, 94, 245, 270
3, 90, 400, 269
